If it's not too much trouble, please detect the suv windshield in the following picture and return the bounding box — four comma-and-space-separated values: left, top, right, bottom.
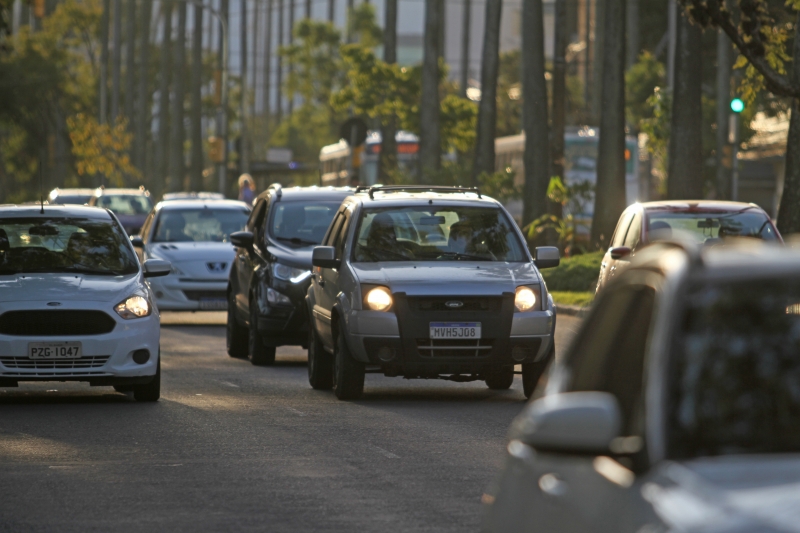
352, 206, 526, 262
0, 217, 139, 276
96, 194, 153, 216
269, 201, 342, 246
647, 211, 779, 243
153, 207, 250, 243
669, 278, 800, 458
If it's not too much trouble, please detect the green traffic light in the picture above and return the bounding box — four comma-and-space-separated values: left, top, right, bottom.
730, 98, 745, 113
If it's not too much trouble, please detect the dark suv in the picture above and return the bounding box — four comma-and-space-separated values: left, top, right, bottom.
226, 184, 353, 365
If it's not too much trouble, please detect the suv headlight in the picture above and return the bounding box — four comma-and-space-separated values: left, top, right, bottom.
273, 263, 311, 283
514, 286, 538, 313
364, 286, 393, 312
115, 295, 151, 319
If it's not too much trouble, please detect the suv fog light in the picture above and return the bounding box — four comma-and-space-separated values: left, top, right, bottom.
377, 345, 396, 362
511, 345, 530, 362
267, 288, 292, 306
132, 349, 150, 364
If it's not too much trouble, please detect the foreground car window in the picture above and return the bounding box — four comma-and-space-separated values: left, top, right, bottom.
153, 208, 249, 243
647, 211, 778, 243
97, 195, 153, 215
269, 201, 342, 245
352, 206, 526, 262
669, 279, 800, 458
0, 217, 139, 275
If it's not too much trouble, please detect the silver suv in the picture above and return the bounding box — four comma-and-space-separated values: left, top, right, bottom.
306, 186, 560, 400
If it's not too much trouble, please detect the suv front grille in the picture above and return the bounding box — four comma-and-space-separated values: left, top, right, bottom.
410, 297, 503, 312
415, 338, 494, 357
183, 290, 226, 301
0, 355, 111, 369
0, 311, 116, 336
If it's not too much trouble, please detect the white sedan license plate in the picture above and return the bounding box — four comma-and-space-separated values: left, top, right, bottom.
28, 342, 82, 359
429, 322, 481, 339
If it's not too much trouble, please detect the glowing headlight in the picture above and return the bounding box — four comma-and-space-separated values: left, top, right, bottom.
273, 263, 312, 283
115, 295, 151, 319
514, 286, 537, 313
365, 287, 393, 312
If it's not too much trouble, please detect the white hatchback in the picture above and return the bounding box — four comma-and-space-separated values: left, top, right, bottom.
0, 204, 169, 401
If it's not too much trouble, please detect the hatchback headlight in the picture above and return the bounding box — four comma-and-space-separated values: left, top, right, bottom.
514, 286, 537, 313
115, 295, 151, 319
273, 263, 311, 283
365, 286, 393, 312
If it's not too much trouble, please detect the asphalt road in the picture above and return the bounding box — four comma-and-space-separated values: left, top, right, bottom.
0, 313, 582, 533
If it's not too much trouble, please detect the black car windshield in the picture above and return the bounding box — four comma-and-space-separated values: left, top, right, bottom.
352, 206, 527, 262
96, 194, 153, 216
647, 210, 779, 243
669, 278, 800, 458
0, 217, 139, 275
269, 201, 342, 246
152, 207, 250, 242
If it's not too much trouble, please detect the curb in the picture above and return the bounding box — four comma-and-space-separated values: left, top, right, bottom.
555, 304, 591, 318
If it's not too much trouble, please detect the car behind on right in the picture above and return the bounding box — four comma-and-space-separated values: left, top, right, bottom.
484, 239, 800, 533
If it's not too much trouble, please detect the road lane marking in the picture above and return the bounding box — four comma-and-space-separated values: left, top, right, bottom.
219, 381, 240, 388
369, 445, 399, 459
285, 406, 306, 417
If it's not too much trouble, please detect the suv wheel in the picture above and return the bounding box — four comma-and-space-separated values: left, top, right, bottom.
249, 298, 276, 366
485, 367, 514, 390
522, 343, 554, 399
308, 325, 333, 390
133, 357, 161, 402
227, 292, 248, 358
332, 332, 364, 400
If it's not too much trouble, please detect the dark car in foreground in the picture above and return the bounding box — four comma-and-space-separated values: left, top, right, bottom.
484, 239, 800, 533
226, 185, 353, 365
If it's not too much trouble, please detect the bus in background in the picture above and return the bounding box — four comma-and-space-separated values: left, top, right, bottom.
495, 126, 640, 227
319, 131, 419, 187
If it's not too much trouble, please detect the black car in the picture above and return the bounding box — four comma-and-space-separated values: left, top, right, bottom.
226, 184, 353, 365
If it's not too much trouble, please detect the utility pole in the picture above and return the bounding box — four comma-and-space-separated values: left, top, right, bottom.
99, 0, 110, 124
715, 21, 732, 198
379, 0, 398, 182
111, 0, 122, 121
305, 0, 310, 18
190, 0, 204, 191
240, 0, 249, 174
459, 0, 470, 97
327, 0, 334, 22
134, 0, 151, 172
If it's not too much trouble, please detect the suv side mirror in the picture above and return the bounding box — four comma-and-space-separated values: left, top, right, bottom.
230, 231, 254, 249
130, 236, 144, 248
312, 246, 340, 269
534, 246, 560, 269
610, 246, 631, 260
143, 258, 171, 278
510, 392, 621, 454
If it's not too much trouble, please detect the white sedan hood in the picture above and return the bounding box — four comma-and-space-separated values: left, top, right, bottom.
0, 273, 142, 303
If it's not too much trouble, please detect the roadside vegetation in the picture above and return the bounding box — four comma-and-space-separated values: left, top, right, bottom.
540, 250, 602, 307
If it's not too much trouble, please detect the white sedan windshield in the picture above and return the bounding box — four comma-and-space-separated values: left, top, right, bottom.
153, 208, 249, 243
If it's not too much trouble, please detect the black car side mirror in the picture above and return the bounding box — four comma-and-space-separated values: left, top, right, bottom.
312, 246, 340, 269
130, 236, 144, 248
610, 246, 632, 260
230, 231, 254, 249
534, 246, 560, 269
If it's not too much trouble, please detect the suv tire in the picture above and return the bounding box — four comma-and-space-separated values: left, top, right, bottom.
522, 343, 554, 399
332, 332, 364, 400
249, 298, 276, 366
133, 357, 161, 402
227, 292, 248, 358
308, 325, 333, 390
485, 367, 514, 390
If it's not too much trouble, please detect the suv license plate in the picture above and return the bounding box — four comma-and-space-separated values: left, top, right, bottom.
199, 298, 228, 310
429, 323, 481, 339
29, 342, 82, 359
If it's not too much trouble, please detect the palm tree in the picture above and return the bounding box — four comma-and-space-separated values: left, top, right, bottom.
419, 0, 442, 179
190, 2, 204, 191
155, 1, 173, 187
472, 0, 502, 185
379, 0, 398, 182
168, 1, 187, 191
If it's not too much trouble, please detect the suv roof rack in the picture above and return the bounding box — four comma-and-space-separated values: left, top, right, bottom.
359, 185, 481, 200
268, 182, 282, 199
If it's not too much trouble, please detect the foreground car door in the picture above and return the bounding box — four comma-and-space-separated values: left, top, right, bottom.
236, 198, 267, 316
317, 209, 352, 349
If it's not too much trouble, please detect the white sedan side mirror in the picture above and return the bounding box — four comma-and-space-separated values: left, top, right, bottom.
143, 259, 171, 278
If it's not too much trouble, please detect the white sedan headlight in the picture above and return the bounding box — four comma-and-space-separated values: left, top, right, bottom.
514, 286, 537, 313
115, 295, 151, 319
273, 263, 311, 283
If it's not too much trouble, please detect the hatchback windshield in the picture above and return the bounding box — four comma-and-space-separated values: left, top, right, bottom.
647, 210, 779, 243
669, 278, 800, 458
0, 217, 139, 275
269, 201, 342, 246
96, 194, 153, 216
153, 207, 249, 243
352, 206, 526, 262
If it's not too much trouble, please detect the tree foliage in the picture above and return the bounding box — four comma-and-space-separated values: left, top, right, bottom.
67, 114, 139, 186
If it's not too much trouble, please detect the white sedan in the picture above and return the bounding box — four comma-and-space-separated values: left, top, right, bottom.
0, 204, 169, 401
132, 199, 250, 311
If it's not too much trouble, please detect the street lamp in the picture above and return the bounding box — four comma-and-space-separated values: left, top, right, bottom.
729, 97, 745, 201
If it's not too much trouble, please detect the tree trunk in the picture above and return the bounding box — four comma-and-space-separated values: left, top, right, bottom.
111, 0, 122, 122
190, 1, 204, 190
155, 1, 173, 187
776, 14, 800, 235
419, 0, 442, 179
168, 0, 186, 191
591, 0, 605, 122
124, 0, 136, 123
240, 0, 249, 174
263, 0, 273, 131
459, 0, 470, 97
99, 0, 110, 125
276, 0, 284, 124
551, 0, 567, 181
626, 0, 638, 68
379, 0, 398, 183
472, 0, 502, 185
666, 13, 703, 199
715, 26, 731, 199
521, 0, 550, 226
591, 0, 626, 247
328, 0, 334, 22
134, 0, 151, 172
305, 0, 311, 18
288, 0, 294, 114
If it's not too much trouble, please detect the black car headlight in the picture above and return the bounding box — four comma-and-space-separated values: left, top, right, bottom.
115, 295, 151, 319
273, 263, 311, 283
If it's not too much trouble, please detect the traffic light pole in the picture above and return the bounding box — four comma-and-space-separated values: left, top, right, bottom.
731, 112, 739, 201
